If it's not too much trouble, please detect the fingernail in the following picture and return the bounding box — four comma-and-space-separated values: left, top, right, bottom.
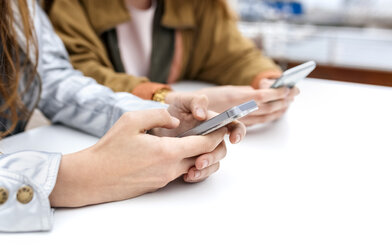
201, 160, 208, 169
194, 171, 201, 179
235, 134, 241, 144
196, 108, 205, 118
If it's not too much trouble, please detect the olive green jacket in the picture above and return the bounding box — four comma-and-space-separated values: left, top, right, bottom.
49, 0, 281, 99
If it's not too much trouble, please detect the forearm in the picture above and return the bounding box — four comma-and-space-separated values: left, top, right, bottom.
49, 149, 120, 207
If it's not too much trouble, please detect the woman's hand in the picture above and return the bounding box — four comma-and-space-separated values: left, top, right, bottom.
195, 79, 300, 126
157, 93, 246, 144
49, 109, 231, 207
154, 93, 246, 183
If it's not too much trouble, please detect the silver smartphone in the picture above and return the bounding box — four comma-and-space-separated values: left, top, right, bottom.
270, 61, 316, 89
178, 100, 258, 137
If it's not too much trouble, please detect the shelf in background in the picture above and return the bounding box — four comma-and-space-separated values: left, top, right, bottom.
279, 60, 392, 87
239, 22, 392, 86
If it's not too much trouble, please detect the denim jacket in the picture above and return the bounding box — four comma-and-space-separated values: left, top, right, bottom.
0, 1, 165, 232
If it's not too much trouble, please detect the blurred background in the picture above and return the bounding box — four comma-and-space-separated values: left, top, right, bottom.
227, 0, 392, 86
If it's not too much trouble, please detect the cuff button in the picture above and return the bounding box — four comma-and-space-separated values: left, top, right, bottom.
17, 186, 34, 204
0, 187, 8, 205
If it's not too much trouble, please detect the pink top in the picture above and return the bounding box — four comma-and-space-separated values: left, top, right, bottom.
116, 0, 156, 77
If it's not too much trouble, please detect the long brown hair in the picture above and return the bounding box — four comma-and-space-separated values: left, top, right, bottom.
0, 0, 37, 137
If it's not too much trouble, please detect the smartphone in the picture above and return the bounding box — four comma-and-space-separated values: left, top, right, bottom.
270, 61, 316, 89
178, 100, 258, 137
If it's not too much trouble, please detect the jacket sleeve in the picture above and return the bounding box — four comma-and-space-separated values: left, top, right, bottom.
37, 6, 166, 138
190, 1, 281, 87
0, 151, 61, 232
47, 0, 157, 94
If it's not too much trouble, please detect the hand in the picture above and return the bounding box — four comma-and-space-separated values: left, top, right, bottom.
156, 92, 246, 143
154, 92, 247, 183
196, 79, 300, 126
50, 109, 229, 207
154, 92, 209, 137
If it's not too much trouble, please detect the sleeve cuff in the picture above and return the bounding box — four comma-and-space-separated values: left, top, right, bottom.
131, 82, 172, 100
0, 151, 62, 232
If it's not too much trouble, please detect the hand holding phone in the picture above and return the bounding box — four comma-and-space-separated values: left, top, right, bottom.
271, 61, 316, 89
178, 100, 258, 137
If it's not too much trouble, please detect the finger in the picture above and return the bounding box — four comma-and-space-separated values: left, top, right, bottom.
258, 78, 276, 89
178, 157, 197, 174
226, 120, 246, 144
292, 87, 300, 96
206, 111, 246, 144
284, 87, 300, 103
194, 141, 227, 170
122, 109, 180, 133
190, 94, 209, 121
173, 126, 227, 158
253, 87, 290, 103
240, 109, 287, 126
184, 162, 220, 183
288, 87, 300, 99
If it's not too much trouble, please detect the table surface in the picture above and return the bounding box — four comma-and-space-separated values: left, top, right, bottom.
1, 79, 392, 248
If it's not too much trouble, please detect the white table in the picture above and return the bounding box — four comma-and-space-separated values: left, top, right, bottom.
1, 79, 392, 248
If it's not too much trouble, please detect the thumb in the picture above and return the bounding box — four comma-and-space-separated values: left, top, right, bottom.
125, 109, 180, 133
189, 94, 209, 121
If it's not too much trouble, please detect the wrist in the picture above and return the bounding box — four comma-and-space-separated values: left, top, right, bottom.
49, 148, 101, 207
50, 152, 85, 207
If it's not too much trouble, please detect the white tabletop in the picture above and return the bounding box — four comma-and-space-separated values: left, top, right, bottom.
1, 79, 392, 248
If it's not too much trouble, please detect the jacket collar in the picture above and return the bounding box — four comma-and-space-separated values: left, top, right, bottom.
84, 0, 196, 34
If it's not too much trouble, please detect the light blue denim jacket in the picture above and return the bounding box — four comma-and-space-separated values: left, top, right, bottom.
0, 2, 165, 232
